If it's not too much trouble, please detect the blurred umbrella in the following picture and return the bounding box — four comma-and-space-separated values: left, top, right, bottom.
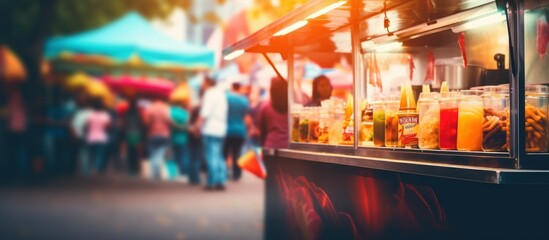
87, 79, 111, 97
102, 75, 175, 99
86, 79, 115, 107
170, 84, 192, 105
65, 72, 90, 90
0, 46, 27, 82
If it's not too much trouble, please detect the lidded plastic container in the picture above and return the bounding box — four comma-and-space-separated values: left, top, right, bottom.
457, 89, 484, 151
298, 107, 310, 142
360, 104, 374, 145
318, 107, 330, 144
329, 104, 345, 145
372, 95, 385, 147
522, 85, 548, 152
481, 86, 509, 152
308, 107, 320, 143
439, 91, 460, 150
384, 95, 400, 147
417, 92, 440, 149
291, 105, 302, 142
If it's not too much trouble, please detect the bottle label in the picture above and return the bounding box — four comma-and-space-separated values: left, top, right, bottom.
343, 125, 354, 142
398, 113, 419, 147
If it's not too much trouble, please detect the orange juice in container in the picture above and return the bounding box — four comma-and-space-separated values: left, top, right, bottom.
457, 89, 484, 151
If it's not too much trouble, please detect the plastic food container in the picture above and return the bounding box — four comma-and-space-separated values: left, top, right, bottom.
457, 89, 484, 151
329, 105, 345, 145
384, 95, 400, 147
481, 86, 508, 152
308, 107, 320, 143
439, 91, 460, 150
291, 106, 301, 142
524, 85, 549, 152
298, 108, 310, 142
318, 108, 330, 144
372, 96, 385, 147
417, 92, 440, 149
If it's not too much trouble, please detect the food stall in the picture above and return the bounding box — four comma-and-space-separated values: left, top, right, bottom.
224, 0, 549, 239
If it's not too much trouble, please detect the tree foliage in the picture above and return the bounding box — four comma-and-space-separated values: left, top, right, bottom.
0, 0, 192, 91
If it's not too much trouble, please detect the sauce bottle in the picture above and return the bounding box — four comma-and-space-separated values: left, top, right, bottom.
397, 82, 419, 148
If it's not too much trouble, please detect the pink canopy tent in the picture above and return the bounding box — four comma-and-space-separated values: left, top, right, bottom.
101, 75, 176, 99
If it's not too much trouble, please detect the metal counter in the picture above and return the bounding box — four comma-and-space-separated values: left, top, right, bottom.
265, 148, 549, 184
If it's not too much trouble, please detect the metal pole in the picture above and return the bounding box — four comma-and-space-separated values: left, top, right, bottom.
351, 0, 363, 149
507, 0, 526, 169
287, 46, 295, 148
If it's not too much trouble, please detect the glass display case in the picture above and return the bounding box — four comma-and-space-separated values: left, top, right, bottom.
224, 1, 549, 238
224, 0, 549, 174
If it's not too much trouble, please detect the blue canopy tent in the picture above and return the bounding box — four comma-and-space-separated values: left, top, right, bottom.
45, 12, 214, 70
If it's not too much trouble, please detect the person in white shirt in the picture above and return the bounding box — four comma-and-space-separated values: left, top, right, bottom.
192, 77, 228, 190
71, 98, 92, 176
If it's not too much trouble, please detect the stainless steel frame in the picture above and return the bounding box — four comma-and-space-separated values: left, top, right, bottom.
222, 0, 549, 181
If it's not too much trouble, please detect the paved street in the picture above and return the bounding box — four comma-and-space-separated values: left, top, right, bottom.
0, 173, 264, 240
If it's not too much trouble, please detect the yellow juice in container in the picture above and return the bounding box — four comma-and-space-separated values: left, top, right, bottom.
457, 90, 484, 151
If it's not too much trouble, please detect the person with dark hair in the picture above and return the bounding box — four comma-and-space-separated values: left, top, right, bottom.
223, 82, 251, 181
306, 75, 333, 107
258, 77, 289, 149
84, 97, 112, 175
192, 77, 228, 190
123, 98, 144, 175
3, 84, 29, 181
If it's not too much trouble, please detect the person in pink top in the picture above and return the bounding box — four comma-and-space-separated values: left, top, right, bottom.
143, 98, 171, 180
84, 98, 112, 175
258, 77, 289, 149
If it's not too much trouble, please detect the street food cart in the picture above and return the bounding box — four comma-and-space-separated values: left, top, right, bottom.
224, 0, 549, 239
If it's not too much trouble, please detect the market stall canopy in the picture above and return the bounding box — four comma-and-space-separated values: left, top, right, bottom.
0, 46, 27, 82
45, 12, 215, 70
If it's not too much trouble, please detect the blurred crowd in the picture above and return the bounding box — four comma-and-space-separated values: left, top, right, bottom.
0, 74, 290, 191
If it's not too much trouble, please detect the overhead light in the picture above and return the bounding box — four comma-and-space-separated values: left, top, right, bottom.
273, 20, 308, 36
361, 40, 402, 52
224, 49, 245, 60
371, 35, 397, 44
306, 0, 346, 19
375, 42, 403, 52
451, 13, 506, 33
361, 40, 375, 49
